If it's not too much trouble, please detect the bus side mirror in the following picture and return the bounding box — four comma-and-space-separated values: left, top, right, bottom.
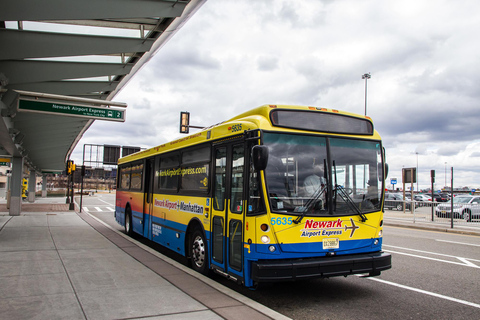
252, 145, 268, 171
378, 163, 388, 181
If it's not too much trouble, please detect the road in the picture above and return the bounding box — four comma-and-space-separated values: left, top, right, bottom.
79, 193, 480, 320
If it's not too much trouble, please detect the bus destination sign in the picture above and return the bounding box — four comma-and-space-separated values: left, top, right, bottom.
18, 99, 125, 122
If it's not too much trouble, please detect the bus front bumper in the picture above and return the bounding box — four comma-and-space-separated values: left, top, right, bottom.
251, 251, 391, 282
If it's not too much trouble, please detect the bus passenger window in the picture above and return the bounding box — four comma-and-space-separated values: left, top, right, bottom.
230, 145, 244, 213
119, 166, 131, 190
214, 148, 226, 211
229, 220, 242, 271
130, 163, 144, 190
158, 154, 180, 191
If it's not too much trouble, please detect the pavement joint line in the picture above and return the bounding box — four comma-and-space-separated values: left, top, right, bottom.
46, 214, 89, 319
77, 204, 291, 320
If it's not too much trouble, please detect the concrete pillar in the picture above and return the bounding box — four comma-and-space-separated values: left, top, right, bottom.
28, 170, 36, 203
42, 175, 47, 197
9, 156, 23, 216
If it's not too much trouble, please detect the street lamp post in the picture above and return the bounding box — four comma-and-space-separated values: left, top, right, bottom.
444, 162, 447, 189
362, 73, 371, 116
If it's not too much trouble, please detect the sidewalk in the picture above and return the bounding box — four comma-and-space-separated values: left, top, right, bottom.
384, 210, 480, 236
1, 200, 478, 320
0, 200, 290, 320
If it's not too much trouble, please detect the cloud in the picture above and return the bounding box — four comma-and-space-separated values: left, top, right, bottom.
257, 55, 279, 71
72, 0, 480, 189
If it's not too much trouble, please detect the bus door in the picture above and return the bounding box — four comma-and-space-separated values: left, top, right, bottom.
143, 158, 154, 238
211, 143, 245, 278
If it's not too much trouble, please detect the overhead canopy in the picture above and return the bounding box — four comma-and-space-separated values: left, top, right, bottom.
0, 0, 206, 173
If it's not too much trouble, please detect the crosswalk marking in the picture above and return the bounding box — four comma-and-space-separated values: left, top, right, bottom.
80, 206, 115, 213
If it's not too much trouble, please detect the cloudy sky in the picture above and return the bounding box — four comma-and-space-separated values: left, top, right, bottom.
72, 0, 480, 191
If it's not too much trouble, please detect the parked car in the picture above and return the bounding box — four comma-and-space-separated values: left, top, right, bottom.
432, 193, 448, 202
435, 195, 480, 221
414, 194, 432, 202
414, 194, 432, 207
384, 193, 417, 210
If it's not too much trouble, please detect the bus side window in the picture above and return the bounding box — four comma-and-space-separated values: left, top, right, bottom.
248, 167, 265, 214
214, 148, 226, 211
158, 154, 180, 191
119, 165, 131, 190
230, 145, 244, 213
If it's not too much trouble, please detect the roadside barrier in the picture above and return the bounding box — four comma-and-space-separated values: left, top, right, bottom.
383, 200, 480, 226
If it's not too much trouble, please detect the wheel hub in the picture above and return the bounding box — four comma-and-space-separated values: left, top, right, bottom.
192, 235, 205, 268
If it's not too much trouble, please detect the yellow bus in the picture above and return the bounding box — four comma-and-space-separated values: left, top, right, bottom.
115, 105, 391, 287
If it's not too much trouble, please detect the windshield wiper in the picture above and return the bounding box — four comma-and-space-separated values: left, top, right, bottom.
334, 185, 367, 222
293, 184, 326, 224
333, 160, 367, 222
293, 160, 328, 224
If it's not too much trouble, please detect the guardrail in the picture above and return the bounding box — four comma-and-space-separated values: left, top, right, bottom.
384, 200, 480, 226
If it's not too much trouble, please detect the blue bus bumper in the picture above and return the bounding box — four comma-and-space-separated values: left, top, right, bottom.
251, 251, 391, 282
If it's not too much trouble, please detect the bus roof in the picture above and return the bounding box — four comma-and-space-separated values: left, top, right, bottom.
118, 104, 379, 164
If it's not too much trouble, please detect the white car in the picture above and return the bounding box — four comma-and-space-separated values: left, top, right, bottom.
435, 196, 480, 221
414, 194, 432, 201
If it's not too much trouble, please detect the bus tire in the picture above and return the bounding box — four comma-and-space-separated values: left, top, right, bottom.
463, 209, 472, 222
190, 228, 209, 275
125, 208, 133, 236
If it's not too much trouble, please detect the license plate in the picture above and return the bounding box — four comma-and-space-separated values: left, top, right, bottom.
323, 238, 339, 249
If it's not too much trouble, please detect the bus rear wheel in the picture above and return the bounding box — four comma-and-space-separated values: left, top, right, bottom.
125, 208, 133, 236
190, 229, 208, 275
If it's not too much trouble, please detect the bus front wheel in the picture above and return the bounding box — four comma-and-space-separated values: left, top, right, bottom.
190, 229, 208, 275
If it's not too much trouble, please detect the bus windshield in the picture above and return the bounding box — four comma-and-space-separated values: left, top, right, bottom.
264, 132, 383, 217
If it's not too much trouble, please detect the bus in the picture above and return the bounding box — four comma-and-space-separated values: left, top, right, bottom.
115, 105, 391, 288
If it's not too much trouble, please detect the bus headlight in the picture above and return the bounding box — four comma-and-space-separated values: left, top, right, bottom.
261, 235, 270, 244
269, 245, 276, 252
378, 230, 383, 237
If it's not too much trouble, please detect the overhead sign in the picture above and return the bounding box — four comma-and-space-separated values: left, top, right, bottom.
403, 167, 416, 183
18, 99, 125, 122
0, 157, 11, 166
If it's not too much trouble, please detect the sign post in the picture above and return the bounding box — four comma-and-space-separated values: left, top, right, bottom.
390, 178, 397, 191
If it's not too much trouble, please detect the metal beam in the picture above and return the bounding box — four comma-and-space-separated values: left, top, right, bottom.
0, 29, 155, 60
43, 18, 162, 30
0, 90, 21, 157
7, 81, 120, 95
0, 60, 134, 84
0, 0, 188, 21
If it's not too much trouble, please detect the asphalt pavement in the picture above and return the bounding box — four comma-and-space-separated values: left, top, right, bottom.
0, 196, 478, 320
0, 197, 289, 320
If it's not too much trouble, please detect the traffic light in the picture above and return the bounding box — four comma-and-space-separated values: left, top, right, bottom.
66, 160, 75, 175
180, 111, 190, 134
